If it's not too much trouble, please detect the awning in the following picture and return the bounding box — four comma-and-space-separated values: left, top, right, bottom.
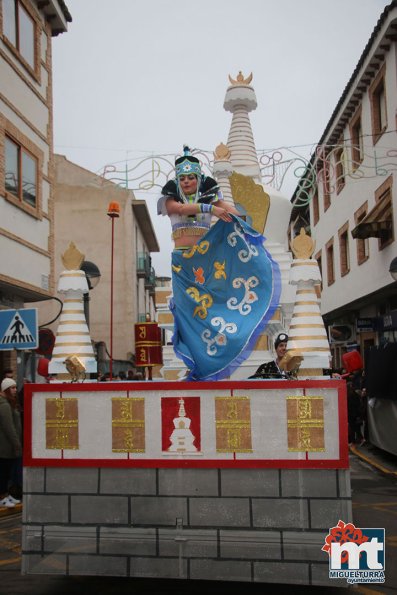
351, 194, 392, 240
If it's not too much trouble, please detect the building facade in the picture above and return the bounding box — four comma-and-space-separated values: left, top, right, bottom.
0, 0, 71, 377
293, 1, 397, 368
51, 155, 159, 374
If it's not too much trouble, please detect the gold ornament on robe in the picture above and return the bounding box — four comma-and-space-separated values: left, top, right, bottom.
229, 172, 270, 234
290, 228, 315, 259
228, 71, 253, 86
61, 242, 85, 271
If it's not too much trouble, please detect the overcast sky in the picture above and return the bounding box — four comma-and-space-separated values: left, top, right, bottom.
52, 0, 391, 276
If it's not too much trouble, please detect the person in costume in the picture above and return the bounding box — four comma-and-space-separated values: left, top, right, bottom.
158, 146, 239, 249
158, 146, 281, 381
250, 333, 292, 379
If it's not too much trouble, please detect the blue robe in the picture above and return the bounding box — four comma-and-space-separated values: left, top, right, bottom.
170, 215, 281, 380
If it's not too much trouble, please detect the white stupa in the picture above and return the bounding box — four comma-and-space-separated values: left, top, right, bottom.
158, 71, 296, 380
287, 229, 331, 378
49, 242, 97, 377
213, 72, 296, 378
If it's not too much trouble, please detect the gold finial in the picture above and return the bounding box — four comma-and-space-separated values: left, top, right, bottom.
228, 71, 253, 86
61, 242, 85, 271
290, 227, 315, 259
214, 142, 231, 161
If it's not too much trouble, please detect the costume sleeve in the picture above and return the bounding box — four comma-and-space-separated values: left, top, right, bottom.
157, 195, 171, 216
158, 180, 180, 215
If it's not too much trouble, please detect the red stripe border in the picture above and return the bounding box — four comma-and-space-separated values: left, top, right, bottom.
23, 379, 349, 469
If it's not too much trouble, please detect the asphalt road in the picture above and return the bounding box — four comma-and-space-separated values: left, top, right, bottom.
0, 452, 396, 595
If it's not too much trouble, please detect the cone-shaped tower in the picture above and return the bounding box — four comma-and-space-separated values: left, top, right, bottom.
224, 71, 261, 183
49, 242, 96, 377
288, 229, 331, 378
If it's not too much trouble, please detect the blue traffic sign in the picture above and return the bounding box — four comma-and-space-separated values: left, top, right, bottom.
0, 308, 38, 350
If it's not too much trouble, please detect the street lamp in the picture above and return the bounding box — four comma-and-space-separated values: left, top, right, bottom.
389, 257, 397, 281
80, 260, 101, 328
107, 201, 120, 380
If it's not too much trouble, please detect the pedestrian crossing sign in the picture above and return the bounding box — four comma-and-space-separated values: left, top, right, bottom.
0, 308, 38, 350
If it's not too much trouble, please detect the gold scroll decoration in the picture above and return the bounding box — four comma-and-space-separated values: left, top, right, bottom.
215, 397, 252, 453
112, 398, 145, 453
229, 172, 270, 234
287, 396, 325, 452
46, 398, 79, 450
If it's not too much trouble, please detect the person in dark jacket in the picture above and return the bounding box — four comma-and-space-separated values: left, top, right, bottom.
347, 381, 365, 445
0, 378, 22, 508
250, 333, 292, 379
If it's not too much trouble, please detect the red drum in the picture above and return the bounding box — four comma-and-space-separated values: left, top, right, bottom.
342, 350, 363, 373
135, 322, 163, 367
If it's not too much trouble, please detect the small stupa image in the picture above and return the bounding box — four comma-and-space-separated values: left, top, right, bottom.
167, 398, 198, 453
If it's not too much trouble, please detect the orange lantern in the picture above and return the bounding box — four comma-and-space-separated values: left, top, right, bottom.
107, 201, 120, 218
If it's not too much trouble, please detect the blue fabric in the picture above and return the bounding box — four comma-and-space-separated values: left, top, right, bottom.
170, 215, 281, 380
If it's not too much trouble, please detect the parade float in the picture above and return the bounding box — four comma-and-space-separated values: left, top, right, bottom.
22, 74, 351, 588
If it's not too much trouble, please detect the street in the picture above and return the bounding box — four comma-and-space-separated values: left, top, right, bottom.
0, 450, 396, 595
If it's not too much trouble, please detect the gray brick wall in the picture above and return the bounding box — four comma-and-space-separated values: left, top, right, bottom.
22, 466, 351, 587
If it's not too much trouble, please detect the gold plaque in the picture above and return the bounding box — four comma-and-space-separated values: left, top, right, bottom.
112, 398, 145, 453
215, 397, 252, 453
46, 398, 79, 450
229, 172, 270, 234
287, 396, 325, 452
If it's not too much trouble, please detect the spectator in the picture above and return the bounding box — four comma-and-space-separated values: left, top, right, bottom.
0, 378, 22, 508
1, 368, 14, 381
250, 333, 292, 379
347, 381, 365, 446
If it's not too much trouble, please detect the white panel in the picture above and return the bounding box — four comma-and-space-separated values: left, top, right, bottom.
29, 383, 342, 464
41, 179, 50, 213
0, 197, 50, 250
0, 235, 50, 286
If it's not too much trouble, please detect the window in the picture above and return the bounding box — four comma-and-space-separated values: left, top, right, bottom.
370, 64, 387, 144
312, 188, 319, 226
5, 135, 37, 208
2, 0, 36, 70
338, 222, 350, 277
350, 109, 363, 170
315, 249, 322, 297
375, 176, 394, 251
317, 158, 331, 212
334, 145, 345, 194
354, 203, 369, 265
326, 238, 335, 286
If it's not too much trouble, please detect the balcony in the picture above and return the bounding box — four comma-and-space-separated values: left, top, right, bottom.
137, 253, 151, 278
145, 267, 156, 296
